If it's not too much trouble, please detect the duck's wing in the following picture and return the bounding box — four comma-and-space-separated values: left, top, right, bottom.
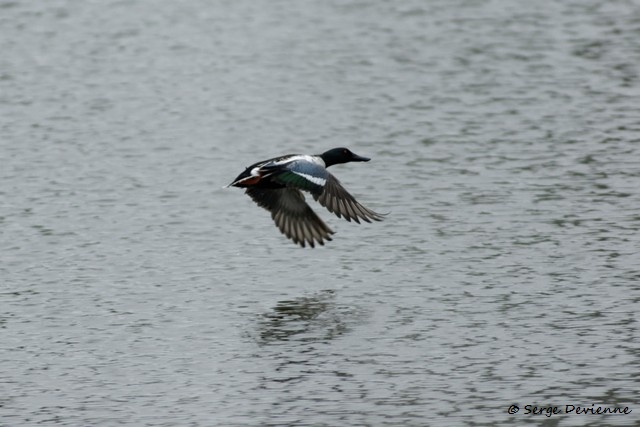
245, 187, 334, 248
272, 161, 384, 223
313, 174, 385, 224
268, 161, 385, 224
263, 158, 327, 193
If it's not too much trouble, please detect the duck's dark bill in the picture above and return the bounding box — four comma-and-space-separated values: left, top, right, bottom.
352, 154, 370, 162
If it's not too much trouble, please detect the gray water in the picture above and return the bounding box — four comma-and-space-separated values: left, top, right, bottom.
2, 1, 639, 426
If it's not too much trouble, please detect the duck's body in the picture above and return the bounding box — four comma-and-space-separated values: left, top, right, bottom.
228, 148, 384, 247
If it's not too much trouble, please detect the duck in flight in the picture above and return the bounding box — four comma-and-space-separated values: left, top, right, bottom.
228, 148, 384, 247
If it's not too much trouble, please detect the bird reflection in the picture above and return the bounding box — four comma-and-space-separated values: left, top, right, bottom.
257, 290, 347, 344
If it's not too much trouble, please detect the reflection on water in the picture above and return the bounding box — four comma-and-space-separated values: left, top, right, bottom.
257, 290, 347, 344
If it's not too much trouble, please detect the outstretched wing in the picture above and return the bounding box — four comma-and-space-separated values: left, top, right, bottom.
267, 159, 385, 224
313, 174, 385, 223
245, 187, 334, 248
266, 159, 328, 194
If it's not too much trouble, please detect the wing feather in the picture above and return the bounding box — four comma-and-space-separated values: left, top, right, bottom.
245, 188, 334, 248
313, 174, 385, 223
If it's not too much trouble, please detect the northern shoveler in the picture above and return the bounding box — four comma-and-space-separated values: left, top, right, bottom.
228, 148, 384, 247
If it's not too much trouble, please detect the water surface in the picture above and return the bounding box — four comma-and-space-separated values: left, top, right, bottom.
2, 0, 639, 426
